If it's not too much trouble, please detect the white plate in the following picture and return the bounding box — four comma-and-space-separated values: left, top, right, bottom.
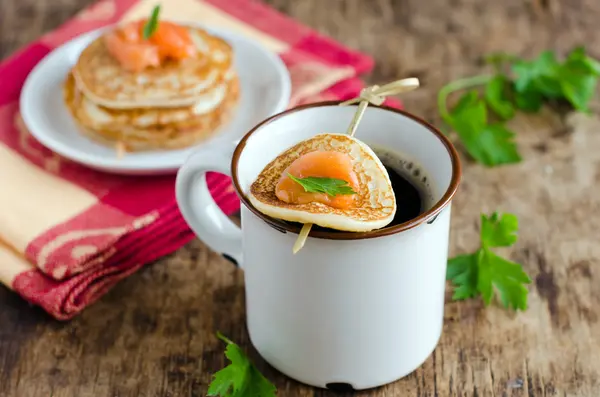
20, 24, 291, 175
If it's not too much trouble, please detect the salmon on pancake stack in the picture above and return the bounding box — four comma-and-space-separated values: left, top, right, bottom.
63, 5, 239, 152
249, 133, 397, 232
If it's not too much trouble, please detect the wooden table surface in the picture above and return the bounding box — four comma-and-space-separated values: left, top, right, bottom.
2, 0, 600, 396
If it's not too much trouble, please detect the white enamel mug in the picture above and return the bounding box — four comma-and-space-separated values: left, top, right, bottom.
176, 102, 461, 391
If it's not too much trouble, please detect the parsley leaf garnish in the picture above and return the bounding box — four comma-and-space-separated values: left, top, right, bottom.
438, 47, 600, 166
142, 5, 161, 40
207, 332, 277, 397
446, 212, 531, 311
287, 174, 357, 197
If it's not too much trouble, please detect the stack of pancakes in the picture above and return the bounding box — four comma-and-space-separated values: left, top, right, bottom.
64, 26, 239, 152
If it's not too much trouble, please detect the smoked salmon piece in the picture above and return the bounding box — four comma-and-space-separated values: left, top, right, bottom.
119, 21, 143, 43
276, 151, 359, 209
150, 21, 197, 60
104, 30, 160, 73
104, 20, 197, 72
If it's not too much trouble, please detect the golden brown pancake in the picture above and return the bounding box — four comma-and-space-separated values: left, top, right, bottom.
249, 134, 396, 232
72, 26, 234, 109
63, 72, 233, 129
64, 71, 240, 151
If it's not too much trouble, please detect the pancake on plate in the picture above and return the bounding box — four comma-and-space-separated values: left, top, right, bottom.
249, 133, 397, 232
63, 5, 239, 153
63, 71, 239, 151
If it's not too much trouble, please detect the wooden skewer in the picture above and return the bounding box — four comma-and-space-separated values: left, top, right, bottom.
291, 77, 421, 254
292, 223, 313, 254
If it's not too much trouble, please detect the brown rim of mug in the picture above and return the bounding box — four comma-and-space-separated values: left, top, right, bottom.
230, 100, 462, 240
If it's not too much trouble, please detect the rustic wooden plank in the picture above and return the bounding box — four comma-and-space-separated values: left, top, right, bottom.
1, 0, 600, 396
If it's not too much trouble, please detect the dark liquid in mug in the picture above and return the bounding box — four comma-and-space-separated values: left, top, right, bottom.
382, 163, 424, 227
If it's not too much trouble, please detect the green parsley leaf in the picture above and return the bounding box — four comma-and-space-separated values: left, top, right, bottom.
446, 212, 531, 311
287, 174, 357, 197
558, 48, 600, 112
478, 250, 531, 310
447, 91, 520, 167
207, 332, 277, 397
446, 254, 479, 300
513, 88, 544, 112
558, 68, 597, 112
476, 124, 521, 166
142, 5, 161, 40
557, 48, 600, 112
564, 47, 600, 76
484, 75, 515, 119
511, 48, 600, 112
512, 51, 563, 98
446, 90, 486, 141
475, 248, 494, 305
480, 212, 518, 248
451, 89, 481, 115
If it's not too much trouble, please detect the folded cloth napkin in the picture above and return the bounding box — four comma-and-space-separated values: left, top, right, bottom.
0, 0, 401, 320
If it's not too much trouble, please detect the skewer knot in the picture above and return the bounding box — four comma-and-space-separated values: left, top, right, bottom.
357, 85, 386, 106
340, 77, 420, 107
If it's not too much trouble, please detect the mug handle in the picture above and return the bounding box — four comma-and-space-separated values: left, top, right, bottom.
175, 145, 243, 266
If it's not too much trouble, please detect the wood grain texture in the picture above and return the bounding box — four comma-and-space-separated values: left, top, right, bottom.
1, 0, 600, 396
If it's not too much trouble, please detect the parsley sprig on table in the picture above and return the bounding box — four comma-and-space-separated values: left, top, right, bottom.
438, 47, 600, 167
446, 212, 531, 311
207, 332, 277, 397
